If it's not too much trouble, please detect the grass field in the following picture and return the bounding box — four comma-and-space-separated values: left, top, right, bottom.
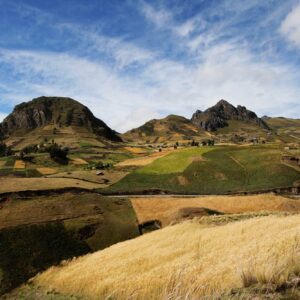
14, 160, 25, 169
48, 170, 128, 186
131, 193, 300, 226
0, 177, 103, 193
37, 167, 57, 175
116, 149, 173, 167
33, 214, 300, 299
137, 147, 212, 174
106, 145, 300, 194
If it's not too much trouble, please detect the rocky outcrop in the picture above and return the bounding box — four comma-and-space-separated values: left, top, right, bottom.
0, 96, 121, 141
191, 100, 270, 131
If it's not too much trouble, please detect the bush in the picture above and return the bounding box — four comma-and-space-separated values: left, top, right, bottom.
22, 144, 38, 155
0, 142, 12, 157
47, 143, 69, 163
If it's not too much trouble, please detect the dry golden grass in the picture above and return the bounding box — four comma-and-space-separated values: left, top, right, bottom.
14, 160, 26, 169
71, 157, 89, 165
123, 147, 148, 154
48, 170, 128, 186
116, 150, 172, 167
131, 194, 300, 226
34, 214, 300, 300
0, 177, 102, 193
36, 167, 57, 175
0, 161, 6, 168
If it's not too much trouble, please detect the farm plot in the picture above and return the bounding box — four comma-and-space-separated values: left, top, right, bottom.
131, 193, 300, 226
37, 167, 57, 175
14, 160, 26, 169
116, 150, 172, 167
107, 145, 300, 194
71, 157, 89, 165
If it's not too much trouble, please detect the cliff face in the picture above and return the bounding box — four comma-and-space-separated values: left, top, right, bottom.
0, 96, 121, 141
191, 100, 270, 131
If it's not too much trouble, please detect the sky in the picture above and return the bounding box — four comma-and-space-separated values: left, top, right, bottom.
0, 0, 300, 132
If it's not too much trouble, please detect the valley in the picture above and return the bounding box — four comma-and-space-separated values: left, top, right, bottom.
0, 97, 299, 299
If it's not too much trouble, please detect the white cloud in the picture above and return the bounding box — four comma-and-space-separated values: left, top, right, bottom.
57, 24, 155, 69
1, 41, 300, 134
280, 3, 300, 47
140, 2, 172, 29
174, 19, 196, 37
1, 2, 300, 133
0, 49, 156, 131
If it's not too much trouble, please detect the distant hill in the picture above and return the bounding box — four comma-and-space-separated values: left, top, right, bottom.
0, 96, 121, 148
124, 100, 274, 144
191, 99, 270, 131
123, 114, 210, 143
262, 116, 300, 143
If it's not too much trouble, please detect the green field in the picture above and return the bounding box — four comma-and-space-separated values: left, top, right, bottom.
138, 147, 213, 174
106, 145, 300, 194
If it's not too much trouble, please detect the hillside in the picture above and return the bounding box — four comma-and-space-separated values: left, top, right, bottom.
263, 116, 300, 143
106, 145, 300, 194
29, 214, 300, 299
0, 191, 139, 294
123, 114, 209, 143
123, 101, 274, 144
0, 96, 121, 149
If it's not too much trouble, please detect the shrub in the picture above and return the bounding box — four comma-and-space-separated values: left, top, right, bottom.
0, 142, 12, 157
47, 143, 69, 163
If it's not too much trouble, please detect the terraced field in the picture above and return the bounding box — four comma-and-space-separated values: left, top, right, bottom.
106, 145, 300, 194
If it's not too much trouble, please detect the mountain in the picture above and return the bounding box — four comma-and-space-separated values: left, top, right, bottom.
123, 114, 209, 143
0, 96, 121, 145
191, 100, 270, 132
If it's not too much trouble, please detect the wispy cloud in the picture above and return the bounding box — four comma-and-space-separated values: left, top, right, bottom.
140, 2, 172, 29
0, 0, 299, 133
280, 2, 300, 48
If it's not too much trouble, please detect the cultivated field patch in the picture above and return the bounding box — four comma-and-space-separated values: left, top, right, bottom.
14, 160, 25, 169
131, 193, 300, 226
137, 147, 213, 174
48, 170, 128, 186
116, 150, 172, 167
0, 177, 102, 193
37, 167, 57, 175
71, 157, 89, 165
123, 146, 149, 154
108, 145, 300, 194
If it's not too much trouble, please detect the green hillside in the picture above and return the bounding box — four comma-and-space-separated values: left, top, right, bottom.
106, 145, 300, 194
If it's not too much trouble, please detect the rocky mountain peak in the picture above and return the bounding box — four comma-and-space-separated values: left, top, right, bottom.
191, 100, 270, 131
0, 96, 121, 141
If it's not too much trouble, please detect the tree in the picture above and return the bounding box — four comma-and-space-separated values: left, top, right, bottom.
0, 142, 12, 157
207, 139, 215, 146
22, 144, 38, 155
48, 143, 69, 163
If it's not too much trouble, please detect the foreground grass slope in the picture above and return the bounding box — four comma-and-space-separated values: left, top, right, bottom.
33, 214, 300, 299
107, 145, 300, 194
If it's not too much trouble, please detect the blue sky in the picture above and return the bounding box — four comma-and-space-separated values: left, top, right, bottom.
0, 0, 300, 131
